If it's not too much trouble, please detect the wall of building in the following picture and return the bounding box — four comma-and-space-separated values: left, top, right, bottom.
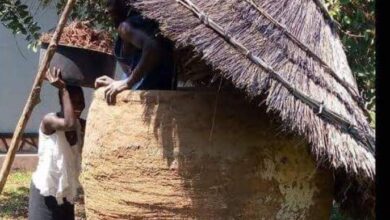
0, 2, 120, 133
81, 89, 334, 219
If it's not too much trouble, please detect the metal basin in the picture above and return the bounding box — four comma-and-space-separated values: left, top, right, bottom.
39, 43, 116, 88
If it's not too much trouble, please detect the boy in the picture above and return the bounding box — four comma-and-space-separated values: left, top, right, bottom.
28, 67, 85, 220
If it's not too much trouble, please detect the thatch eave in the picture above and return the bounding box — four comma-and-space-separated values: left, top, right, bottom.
125, 0, 375, 217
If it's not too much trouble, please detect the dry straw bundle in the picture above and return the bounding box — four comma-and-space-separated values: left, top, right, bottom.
40, 21, 114, 55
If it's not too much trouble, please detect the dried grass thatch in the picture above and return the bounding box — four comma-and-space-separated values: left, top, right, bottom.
124, 0, 375, 217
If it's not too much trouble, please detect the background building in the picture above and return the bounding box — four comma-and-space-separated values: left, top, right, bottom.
0, 3, 121, 134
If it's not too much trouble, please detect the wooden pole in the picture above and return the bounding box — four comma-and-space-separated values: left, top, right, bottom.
0, 0, 77, 194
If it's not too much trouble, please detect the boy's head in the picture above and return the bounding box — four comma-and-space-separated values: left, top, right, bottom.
105, 0, 129, 26
58, 85, 85, 118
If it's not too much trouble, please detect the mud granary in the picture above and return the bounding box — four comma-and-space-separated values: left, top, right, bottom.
81, 0, 375, 219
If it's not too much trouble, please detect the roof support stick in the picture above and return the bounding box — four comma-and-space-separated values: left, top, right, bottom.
0, 0, 77, 194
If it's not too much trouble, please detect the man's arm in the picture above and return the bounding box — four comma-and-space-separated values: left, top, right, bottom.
118, 21, 162, 88
98, 21, 162, 104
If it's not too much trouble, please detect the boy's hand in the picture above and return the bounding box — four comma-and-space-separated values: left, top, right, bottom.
46, 67, 66, 89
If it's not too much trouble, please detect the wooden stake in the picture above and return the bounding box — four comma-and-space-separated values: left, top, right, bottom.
0, 0, 77, 194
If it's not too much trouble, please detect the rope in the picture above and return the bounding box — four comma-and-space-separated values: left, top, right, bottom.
209, 77, 223, 141
244, 0, 369, 119
176, 0, 375, 154
312, 0, 342, 29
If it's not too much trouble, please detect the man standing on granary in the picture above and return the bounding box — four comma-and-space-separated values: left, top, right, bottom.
95, 0, 176, 104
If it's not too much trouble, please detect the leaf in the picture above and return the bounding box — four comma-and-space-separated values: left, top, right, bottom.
23, 16, 32, 24
325, 0, 375, 112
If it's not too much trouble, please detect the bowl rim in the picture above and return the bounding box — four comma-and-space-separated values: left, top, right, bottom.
40, 41, 114, 56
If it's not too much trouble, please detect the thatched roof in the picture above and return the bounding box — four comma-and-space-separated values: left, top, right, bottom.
125, 0, 375, 217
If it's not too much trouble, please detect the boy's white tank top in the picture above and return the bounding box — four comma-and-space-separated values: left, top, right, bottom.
32, 116, 83, 205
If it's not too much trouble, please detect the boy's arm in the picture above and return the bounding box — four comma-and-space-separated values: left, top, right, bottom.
41, 69, 77, 135
79, 118, 86, 138
41, 89, 77, 135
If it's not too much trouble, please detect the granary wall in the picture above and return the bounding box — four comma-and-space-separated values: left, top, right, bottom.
81, 89, 334, 220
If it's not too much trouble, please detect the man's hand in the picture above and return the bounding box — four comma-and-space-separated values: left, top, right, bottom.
95, 75, 115, 88
46, 67, 65, 89
104, 79, 129, 105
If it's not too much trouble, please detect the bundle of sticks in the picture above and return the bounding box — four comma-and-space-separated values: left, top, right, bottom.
40, 21, 114, 55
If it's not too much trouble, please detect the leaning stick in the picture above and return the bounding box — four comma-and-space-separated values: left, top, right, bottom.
0, 0, 77, 194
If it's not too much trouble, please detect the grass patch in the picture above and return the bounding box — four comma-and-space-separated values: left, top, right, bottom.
0, 170, 86, 220
0, 170, 31, 220
330, 202, 354, 220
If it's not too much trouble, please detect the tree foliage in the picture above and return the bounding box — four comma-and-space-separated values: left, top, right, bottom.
325, 0, 375, 116
1, 0, 376, 116
0, 0, 110, 50
0, 0, 41, 51
54, 0, 112, 32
